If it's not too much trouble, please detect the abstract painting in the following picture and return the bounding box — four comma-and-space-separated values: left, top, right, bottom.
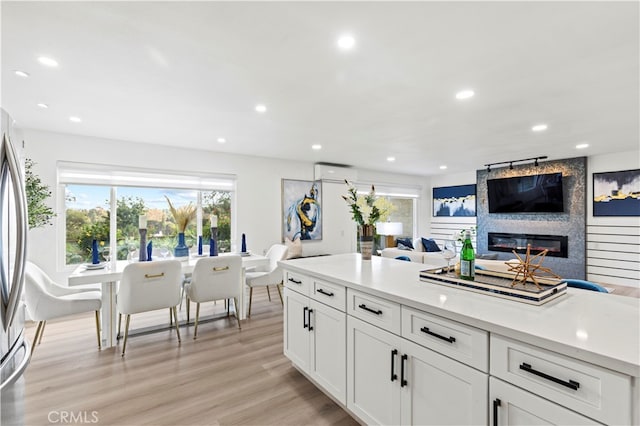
282, 179, 322, 241
593, 169, 640, 216
433, 184, 476, 217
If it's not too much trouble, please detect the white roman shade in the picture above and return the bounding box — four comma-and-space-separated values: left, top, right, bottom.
355, 182, 421, 198
57, 161, 236, 191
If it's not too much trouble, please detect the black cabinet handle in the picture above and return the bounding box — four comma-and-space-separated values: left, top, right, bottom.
420, 326, 456, 344
400, 354, 408, 387
358, 304, 382, 315
519, 362, 580, 390
493, 398, 501, 426
308, 309, 313, 331
303, 306, 308, 329
316, 288, 334, 297
288, 278, 302, 285
390, 349, 398, 382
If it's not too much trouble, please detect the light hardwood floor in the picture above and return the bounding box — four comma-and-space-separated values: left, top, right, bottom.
23, 289, 359, 426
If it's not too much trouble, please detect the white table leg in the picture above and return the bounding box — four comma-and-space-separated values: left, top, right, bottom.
240, 268, 246, 320
100, 281, 117, 348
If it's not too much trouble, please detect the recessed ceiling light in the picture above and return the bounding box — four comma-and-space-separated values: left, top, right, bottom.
312, 144, 322, 150
38, 56, 58, 67
337, 34, 356, 50
69, 116, 82, 123
455, 90, 474, 100
217, 137, 226, 144
576, 143, 589, 149
255, 104, 267, 113
440, 165, 447, 170
531, 124, 548, 132
387, 156, 396, 162
14, 70, 30, 78
37, 103, 49, 109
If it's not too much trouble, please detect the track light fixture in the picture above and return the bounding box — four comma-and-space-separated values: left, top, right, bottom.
484, 156, 547, 173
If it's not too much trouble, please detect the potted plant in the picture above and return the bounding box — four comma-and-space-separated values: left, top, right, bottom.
165, 196, 196, 257
342, 180, 395, 259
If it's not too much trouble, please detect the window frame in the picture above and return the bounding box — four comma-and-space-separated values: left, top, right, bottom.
56, 162, 236, 270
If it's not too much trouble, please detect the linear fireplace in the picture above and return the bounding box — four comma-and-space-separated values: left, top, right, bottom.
487, 232, 568, 258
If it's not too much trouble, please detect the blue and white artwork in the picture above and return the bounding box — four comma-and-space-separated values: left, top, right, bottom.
593, 169, 640, 216
282, 179, 322, 241
433, 184, 476, 217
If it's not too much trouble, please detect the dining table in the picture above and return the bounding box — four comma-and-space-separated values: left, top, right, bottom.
68, 253, 269, 348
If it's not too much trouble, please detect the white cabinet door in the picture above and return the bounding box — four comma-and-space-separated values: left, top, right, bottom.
283, 288, 310, 371
401, 338, 488, 425
309, 299, 346, 404
490, 377, 601, 425
347, 316, 402, 426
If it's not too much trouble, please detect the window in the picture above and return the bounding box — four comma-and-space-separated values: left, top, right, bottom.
59, 162, 235, 266
354, 182, 420, 245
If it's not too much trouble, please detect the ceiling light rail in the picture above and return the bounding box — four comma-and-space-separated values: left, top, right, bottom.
484, 156, 547, 173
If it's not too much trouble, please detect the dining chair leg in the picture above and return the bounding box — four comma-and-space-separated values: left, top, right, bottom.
266, 286, 272, 301
193, 303, 201, 339
37, 321, 46, 345
30, 321, 44, 356
94, 310, 102, 350
172, 307, 181, 343
186, 297, 190, 322
117, 313, 122, 340
169, 309, 173, 326
227, 298, 230, 317
277, 283, 283, 305
233, 297, 242, 330
248, 287, 253, 317
122, 314, 131, 356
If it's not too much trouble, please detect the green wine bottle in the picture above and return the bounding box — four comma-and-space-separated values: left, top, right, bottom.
460, 230, 475, 280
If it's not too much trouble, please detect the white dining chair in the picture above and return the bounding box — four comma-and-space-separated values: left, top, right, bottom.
245, 244, 288, 317
24, 261, 102, 355
117, 260, 183, 356
184, 255, 242, 338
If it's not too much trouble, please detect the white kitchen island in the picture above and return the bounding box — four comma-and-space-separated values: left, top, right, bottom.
280, 253, 639, 426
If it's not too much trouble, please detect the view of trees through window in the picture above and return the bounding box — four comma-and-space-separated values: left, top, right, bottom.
65, 185, 232, 265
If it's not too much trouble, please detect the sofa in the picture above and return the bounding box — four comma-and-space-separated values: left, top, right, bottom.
381, 237, 448, 268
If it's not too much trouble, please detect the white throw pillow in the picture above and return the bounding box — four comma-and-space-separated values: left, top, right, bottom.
285, 237, 303, 259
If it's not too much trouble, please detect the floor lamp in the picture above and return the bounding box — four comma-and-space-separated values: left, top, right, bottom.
376, 222, 403, 249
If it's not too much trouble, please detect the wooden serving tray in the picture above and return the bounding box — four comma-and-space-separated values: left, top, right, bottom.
419, 267, 566, 305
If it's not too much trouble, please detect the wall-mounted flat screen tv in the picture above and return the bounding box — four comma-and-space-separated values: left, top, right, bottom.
487, 172, 564, 213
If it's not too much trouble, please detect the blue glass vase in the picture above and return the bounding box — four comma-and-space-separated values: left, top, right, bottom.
174, 232, 189, 258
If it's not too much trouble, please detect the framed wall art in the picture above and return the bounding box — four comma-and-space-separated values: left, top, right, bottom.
282, 179, 322, 241
433, 184, 477, 217
593, 169, 640, 216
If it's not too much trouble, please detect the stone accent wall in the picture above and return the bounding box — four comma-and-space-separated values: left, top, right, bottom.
476, 157, 587, 279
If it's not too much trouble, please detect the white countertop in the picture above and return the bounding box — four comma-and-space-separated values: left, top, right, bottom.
280, 253, 640, 377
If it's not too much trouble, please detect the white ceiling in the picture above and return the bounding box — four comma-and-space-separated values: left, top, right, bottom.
2, 1, 638, 176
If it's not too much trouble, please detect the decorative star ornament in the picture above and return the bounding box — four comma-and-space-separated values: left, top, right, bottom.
507, 244, 561, 290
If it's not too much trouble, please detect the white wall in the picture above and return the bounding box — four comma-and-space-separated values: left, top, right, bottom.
587, 150, 640, 288
22, 129, 426, 283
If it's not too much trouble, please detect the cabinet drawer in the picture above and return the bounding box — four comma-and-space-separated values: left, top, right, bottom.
490, 335, 631, 425
312, 279, 346, 312
284, 271, 311, 296
401, 306, 488, 372
347, 289, 401, 334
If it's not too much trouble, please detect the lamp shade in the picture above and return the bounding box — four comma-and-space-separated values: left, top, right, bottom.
376, 222, 403, 236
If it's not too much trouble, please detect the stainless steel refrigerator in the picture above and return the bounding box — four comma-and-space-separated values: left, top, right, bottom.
0, 108, 29, 425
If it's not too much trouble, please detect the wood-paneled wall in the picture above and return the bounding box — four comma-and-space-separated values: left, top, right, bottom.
587, 224, 640, 287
